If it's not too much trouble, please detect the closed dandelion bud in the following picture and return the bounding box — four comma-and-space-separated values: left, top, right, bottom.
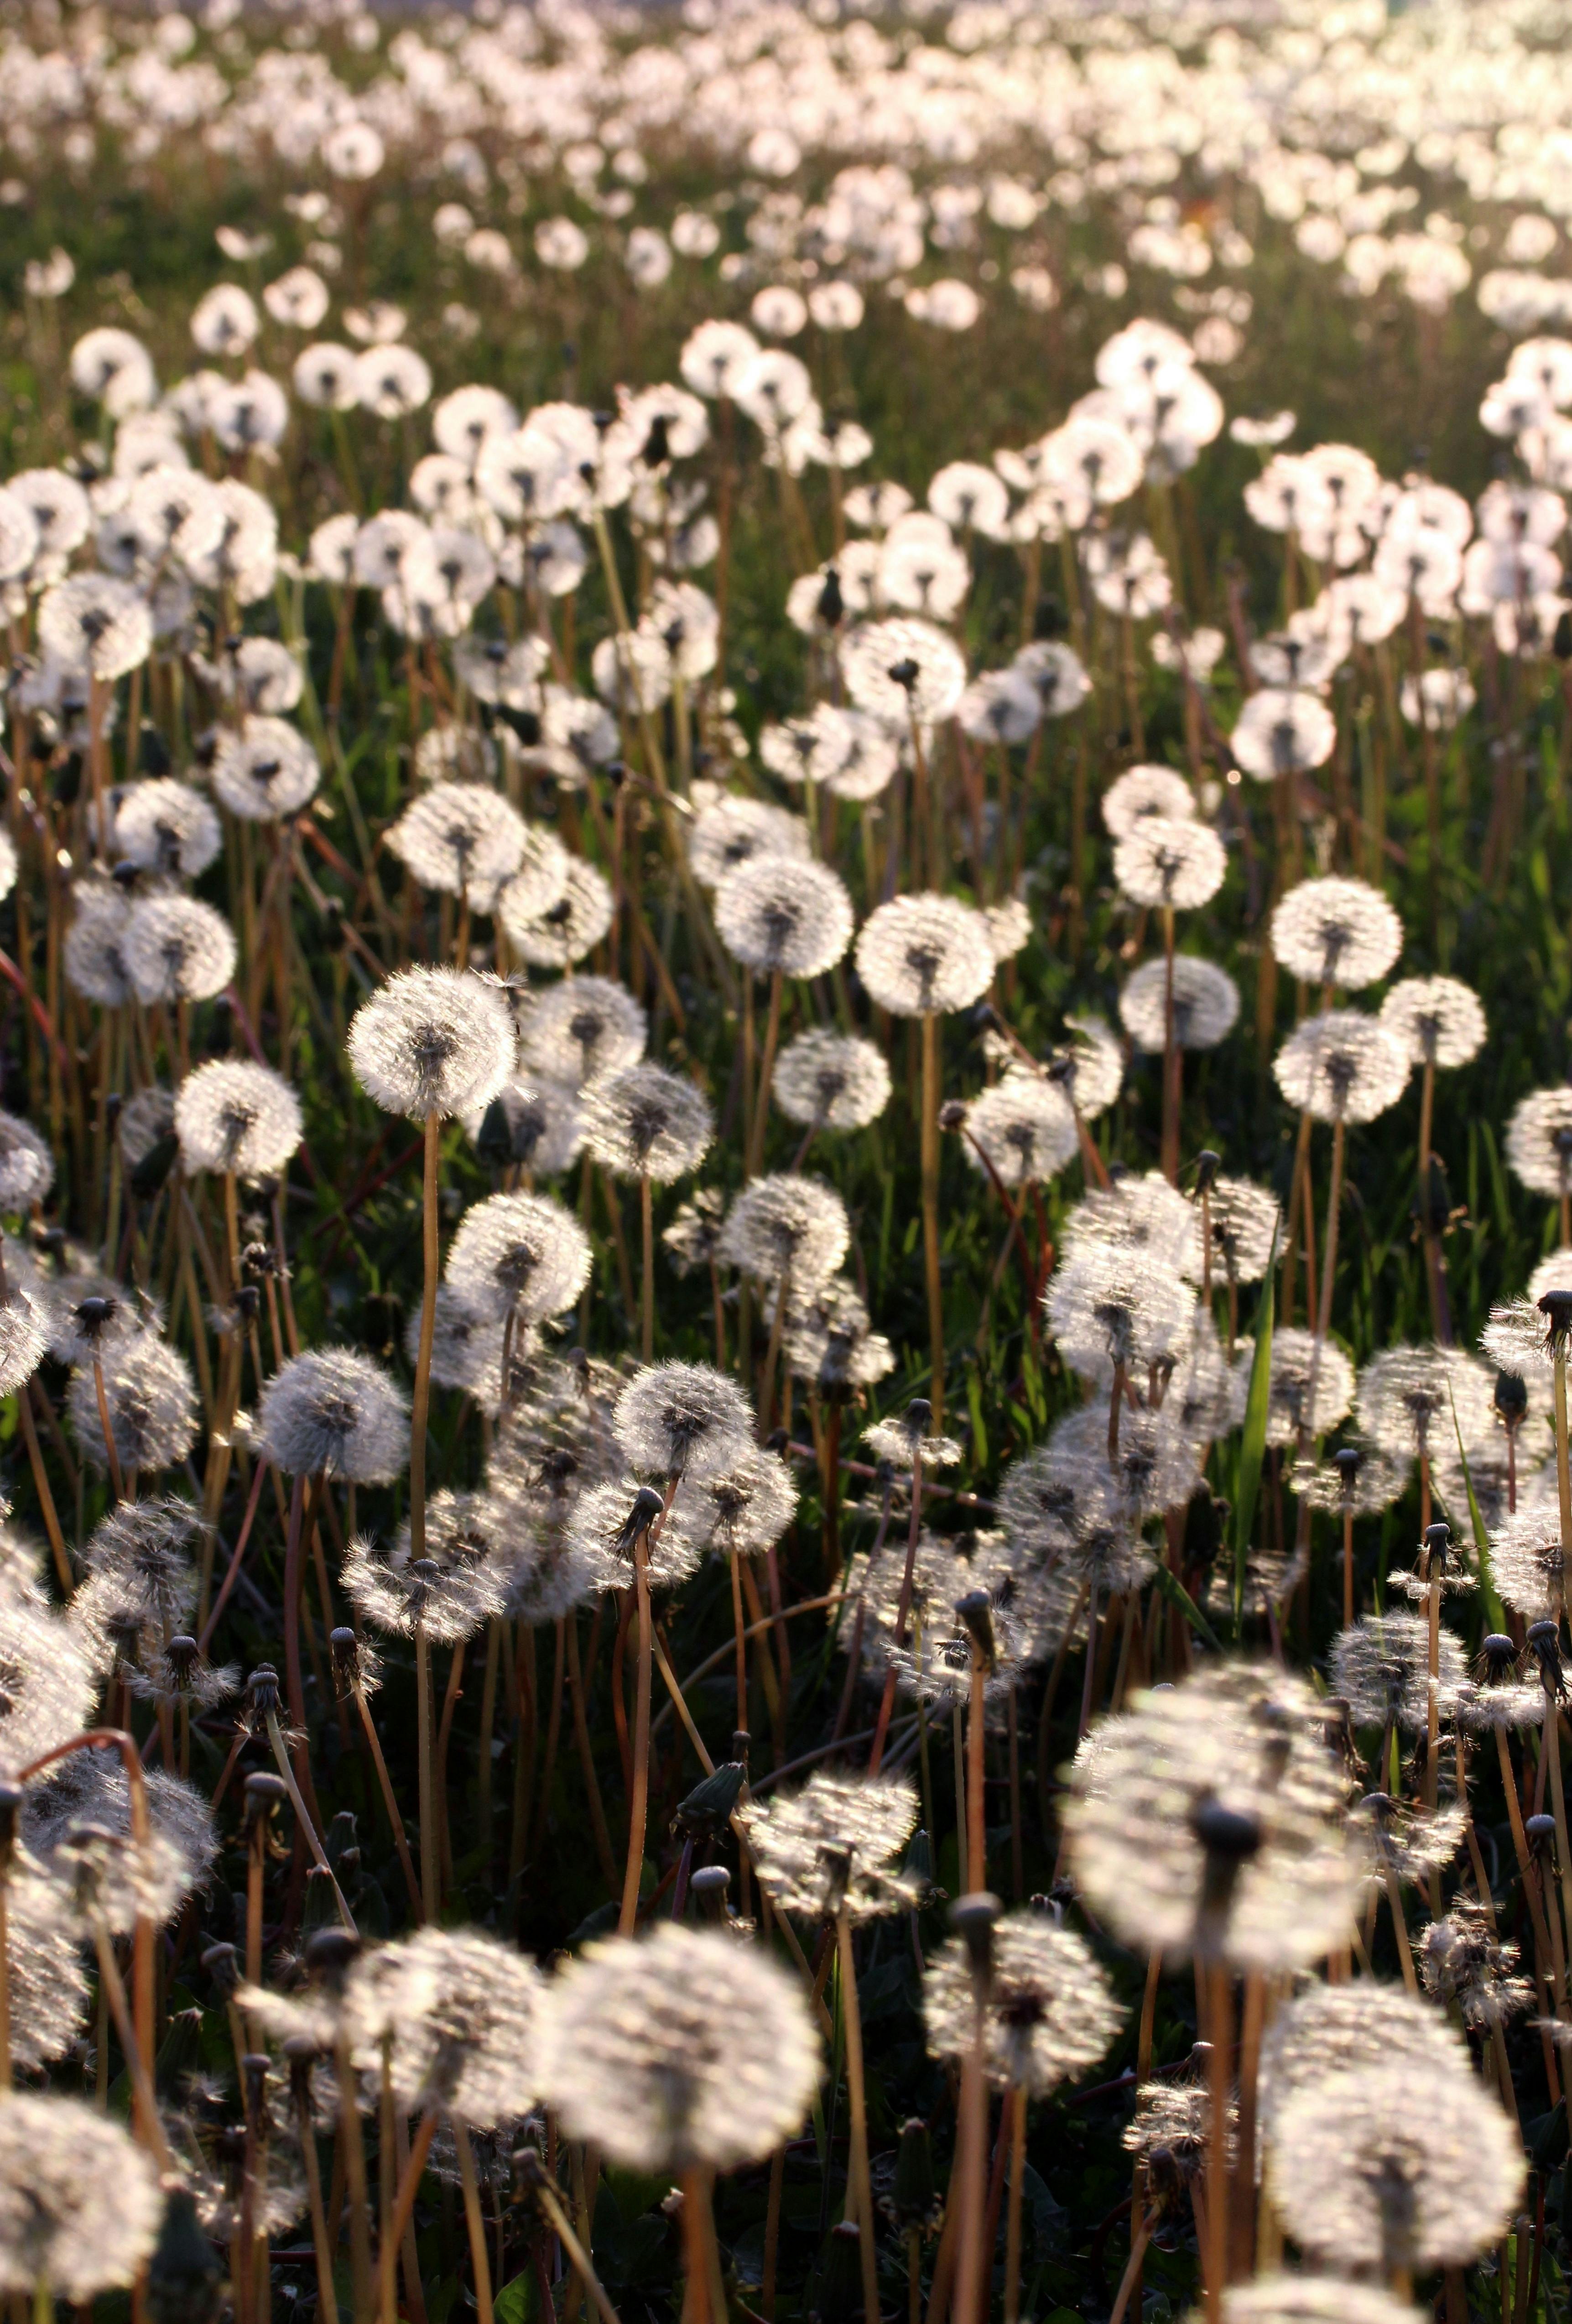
673, 1760, 746, 1841
948, 1891, 1001, 1982
812, 2220, 864, 2324
245, 1666, 282, 1723
144, 2185, 225, 2324
893, 2119, 937, 2228
304, 1926, 362, 1988
1527, 1812, 1558, 1868
243, 1770, 288, 1832
955, 1589, 995, 1668
201, 1941, 239, 2000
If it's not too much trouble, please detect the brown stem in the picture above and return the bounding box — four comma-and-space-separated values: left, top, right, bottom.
410, 1110, 441, 1563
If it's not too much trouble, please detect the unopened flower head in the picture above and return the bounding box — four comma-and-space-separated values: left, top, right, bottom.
718, 1174, 849, 1288
923, 1911, 1123, 2095
258, 1348, 409, 1482
582, 1065, 713, 1183
854, 894, 994, 1018
1067, 1661, 1359, 1969
534, 1923, 820, 2173
348, 968, 516, 1120
771, 1030, 891, 1132
173, 1059, 302, 1180
714, 856, 854, 978
1272, 1011, 1410, 1125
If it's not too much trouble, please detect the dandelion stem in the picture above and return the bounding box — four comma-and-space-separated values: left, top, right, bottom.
1202, 1964, 1230, 2324
618, 1509, 661, 1934
921, 1011, 945, 1428
640, 1172, 654, 1365
1002, 2084, 1028, 2324
353, 1678, 422, 1922
837, 1904, 881, 2324
453, 2118, 495, 2324
410, 1108, 442, 1564
416, 1621, 437, 1922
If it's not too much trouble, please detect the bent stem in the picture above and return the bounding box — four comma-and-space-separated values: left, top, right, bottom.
838, 1904, 881, 2324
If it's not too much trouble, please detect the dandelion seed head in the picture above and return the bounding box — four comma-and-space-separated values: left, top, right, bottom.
1379, 975, 1486, 1069
1119, 956, 1239, 1052
783, 1276, 895, 1392
348, 967, 516, 1119
343, 1499, 507, 1645
854, 893, 994, 1018
0, 2094, 162, 2300
1102, 764, 1195, 839
582, 1065, 713, 1183
518, 976, 646, 1090
535, 1924, 819, 2173
1505, 1086, 1572, 1200
344, 1927, 542, 2126
718, 1174, 850, 1288
173, 1059, 303, 1180
1067, 1661, 1359, 1969
68, 1336, 198, 1476
740, 1772, 921, 1922
1184, 1175, 1280, 1286
688, 1451, 797, 1560
613, 1362, 754, 1481
258, 1348, 409, 1482
960, 1076, 1078, 1187
122, 893, 237, 1005
1046, 1247, 1196, 1385
923, 1912, 1123, 2095
1113, 815, 1226, 911
111, 778, 222, 879
771, 1030, 891, 1132
1264, 1329, 1354, 1445
63, 883, 132, 1008
1270, 876, 1403, 991
209, 715, 321, 821
1061, 1171, 1194, 1271
445, 1190, 592, 1325
0, 1111, 54, 1213
1488, 1508, 1570, 1619
688, 796, 810, 889
714, 856, 855, 978
1272, 1010, 1410, 1125
1268, 2059, 1522, 2272
1355, 1345, 1495, 1460
1330, 1609, 1468, 1732
26, 1754, 216, 1932
500, 858, 614, 970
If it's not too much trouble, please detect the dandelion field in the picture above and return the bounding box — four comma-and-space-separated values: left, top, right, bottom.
12, 3, 1572, 2322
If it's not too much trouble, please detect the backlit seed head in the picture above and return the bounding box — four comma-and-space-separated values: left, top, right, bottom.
771, 1030, 892, 1133
348, 967, 516, 1120
444, 1190, 592, 1326
614, 1362, 754, 1480
718, 1173, 850, 1289
533, 1923, 820, 2173
0, 2094, 162, 2300
173, 1060, 303, 1180
1272, 1010, 1410, 1125
740, 1771, 921, 1924
258, 1348, 409, 1483
923, 1911, 1123, 2095
582, 1064, 714, 1183
855, 893, 994, 1018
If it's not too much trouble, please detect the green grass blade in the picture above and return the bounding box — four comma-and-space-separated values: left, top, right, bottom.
1151, 1556, 1224, 1659
1232, 1225, 1279, 1639
1447, 1376, 1506, 1634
